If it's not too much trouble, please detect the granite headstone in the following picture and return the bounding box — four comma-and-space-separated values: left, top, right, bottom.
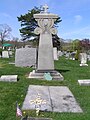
15, 48, 36, 67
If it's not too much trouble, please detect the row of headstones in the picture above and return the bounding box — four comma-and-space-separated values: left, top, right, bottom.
15, 47, 90, 67
65, 52, 90, 61
58, 51, 89, 66
0, 48, 90, 85
56, 51, 90, 62
1, 48, 89, 67
0, 50, 13, 58
0, 47, 59, 60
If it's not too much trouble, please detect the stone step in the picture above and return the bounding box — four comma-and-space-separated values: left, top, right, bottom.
28, 70, 64, 80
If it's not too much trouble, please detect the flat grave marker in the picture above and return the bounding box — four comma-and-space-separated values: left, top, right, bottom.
78, 79, 90, 86
0, 75, 18, 82
22, 85, 83, 113
26, 118, 52, 120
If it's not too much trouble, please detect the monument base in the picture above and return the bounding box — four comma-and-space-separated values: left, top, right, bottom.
28, 70, 64, 81
80, 64, 88, 66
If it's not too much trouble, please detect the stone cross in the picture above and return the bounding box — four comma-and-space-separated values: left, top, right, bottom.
30, 93, 46, 106
30, 93, 46, 116
43, 4, 49, 13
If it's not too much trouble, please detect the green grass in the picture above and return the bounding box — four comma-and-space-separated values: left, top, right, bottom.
0, 57, 90, 120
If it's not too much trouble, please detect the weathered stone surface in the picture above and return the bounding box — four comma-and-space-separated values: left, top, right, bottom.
0, 75, 18, 82
78, 80, 90, 86
15, 48, 36, 67
2, 51, 9, 58
37, 34, 54, 70
49, 86, 82, 112
22, 85, 52, 111
27, 117, 52, 120
22, 85, 83, 113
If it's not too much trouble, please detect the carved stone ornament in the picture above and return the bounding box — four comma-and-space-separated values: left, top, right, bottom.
34, 27, 42, 35
50, 28, 57, 35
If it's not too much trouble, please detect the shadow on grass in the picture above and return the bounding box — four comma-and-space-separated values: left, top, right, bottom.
55, 69, 70, 73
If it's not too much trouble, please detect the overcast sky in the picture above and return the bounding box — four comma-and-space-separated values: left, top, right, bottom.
0, 0, 90, 40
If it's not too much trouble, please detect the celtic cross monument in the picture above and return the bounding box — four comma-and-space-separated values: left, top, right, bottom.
29, 4, 63, 80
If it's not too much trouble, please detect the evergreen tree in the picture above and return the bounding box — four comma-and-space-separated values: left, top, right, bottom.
17, 6, 62, 41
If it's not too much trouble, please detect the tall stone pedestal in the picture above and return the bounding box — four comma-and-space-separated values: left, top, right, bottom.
38, 33, 54, 70
29, 5, 64, 81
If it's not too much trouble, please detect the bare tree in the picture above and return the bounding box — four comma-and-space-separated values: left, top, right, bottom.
12, 37, 19, 47
0, 24, 12, 45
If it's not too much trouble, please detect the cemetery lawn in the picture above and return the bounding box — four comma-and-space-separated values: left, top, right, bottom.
0, 57, 90, 120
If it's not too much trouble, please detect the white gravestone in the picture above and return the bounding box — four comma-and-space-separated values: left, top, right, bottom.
15, 48, 36, 67
0, 75, 18, 82
53, 47, 58, 60
80, 53, 88, 66
2, 51, 9, 58
58, 51, 63, 57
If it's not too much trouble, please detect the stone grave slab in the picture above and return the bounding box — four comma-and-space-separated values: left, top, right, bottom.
22, 85, 52, 111
27, 117, 52, 120
0, 75, 18, 82
49, 86, 82, 112
78, 80, 90, 86
15, 48, 36, 67
22, 85, 83, 113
